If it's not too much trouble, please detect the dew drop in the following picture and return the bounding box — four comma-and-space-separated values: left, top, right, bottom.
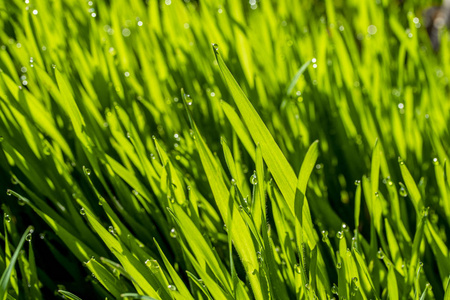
367, 24, 377, 35
122, 28, 131, 37
6, 189, 12, 196
212, 43, 219, 51
257, 251, 263, 264
421, 207, 429, 217
168, 284, 177, 291
108, 226, 115, 234
331, 283, 338, 294
432, 158, 439, 165
346, 248, 352, 257
18, 198, 25, 206
354, 180, 360, 186
4, 213, 11, 223
250, 171, 257, 185
321, 230, 328, 242
399, 186, 408, 197
145, 259, 160, 272
198, 278, 206, 287
170, 228, 177, 238
336, 231, 343, 240
84, 167, 91, 176
336, 262, 341, 269
80, 208, 86, 215
294, 263, 302, 274
377, 249, 384, 259
342, 223, 349, 232
26, 233, 32, 242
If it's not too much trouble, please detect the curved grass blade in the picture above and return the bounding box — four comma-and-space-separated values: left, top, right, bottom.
57, 290, 83, 300
212, 44, 297, 213
0, 226, 34, 300
121, 293, 158, 300
286, 60, 312, 96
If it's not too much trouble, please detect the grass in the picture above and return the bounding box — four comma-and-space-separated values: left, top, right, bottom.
0, 0, 450, 299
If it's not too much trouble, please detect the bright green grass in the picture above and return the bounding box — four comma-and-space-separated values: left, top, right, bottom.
0, 0, 450, 299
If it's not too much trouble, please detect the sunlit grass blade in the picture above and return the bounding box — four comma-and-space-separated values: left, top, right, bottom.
0, 226, 34, 300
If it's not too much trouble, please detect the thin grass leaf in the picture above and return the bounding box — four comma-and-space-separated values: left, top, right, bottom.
0, 226, 34, 300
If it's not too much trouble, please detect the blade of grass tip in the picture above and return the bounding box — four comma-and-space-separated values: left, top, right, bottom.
85, 258, 128, 298
0, 226, 34, 300
419, 284, 431, 300
387, 266, 399, 300
57, 290, 83, 300
54, 69, 88, 147
186, 271, 213, 300
408, 215, 425, 287
399, 158, 423, 213
212, 44, 297, 213
169, 205, 231, 292
444, 276, 450, 300
120, 293, 158, 300
153, 239, 195, 300
286, 60, 312, 96
295, 140, 319, 249
181, 90, 263, 300
27, 239, 42, 300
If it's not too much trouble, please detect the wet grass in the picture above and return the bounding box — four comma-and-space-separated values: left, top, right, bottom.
0, 0, 450, 299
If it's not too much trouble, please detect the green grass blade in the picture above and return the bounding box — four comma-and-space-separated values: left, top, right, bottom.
0, 226, 34, 300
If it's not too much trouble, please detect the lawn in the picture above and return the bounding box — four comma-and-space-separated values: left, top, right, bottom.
0, 0, 449, 299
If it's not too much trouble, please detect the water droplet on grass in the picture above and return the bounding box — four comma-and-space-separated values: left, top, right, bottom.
321, 230, 328, 242
168, 284, 177, 291
377, 249, 384, 259
342, 223, 349, 232
336, 231, 343, 239
331, 284, 338, 294
145, 259, 160, 272
432, 158, 439, 165
354, 180, 360, 186
399, 185, 408, 197
122, 28, 131, 37
367, 25, 377, 35
80, 208, 86, 215
170, 228, 177, 238
84, 167, 91, 176
294, 264, 302, 274
4, 214, 11, 222
6, 189, 12, 196
250, 171, 257, 185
